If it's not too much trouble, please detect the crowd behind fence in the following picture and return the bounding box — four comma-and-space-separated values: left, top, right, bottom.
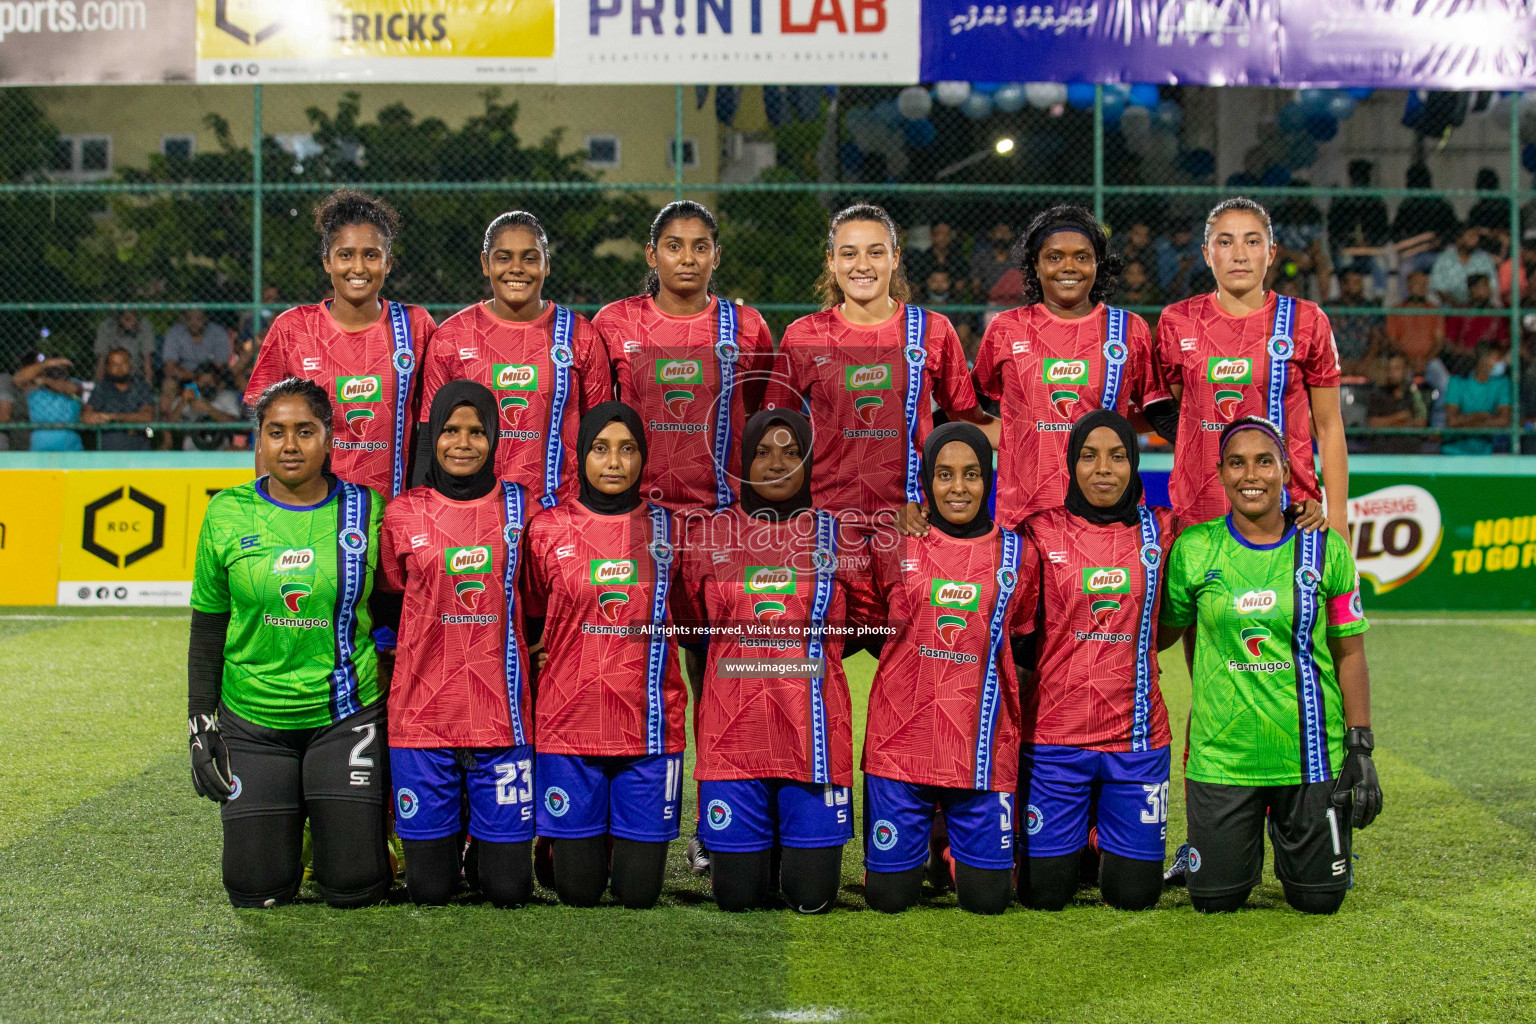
0, 83, 1532, 455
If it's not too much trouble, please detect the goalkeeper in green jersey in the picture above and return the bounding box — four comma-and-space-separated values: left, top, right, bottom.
1159, 416, 1381, 915
187, 378, 398, 908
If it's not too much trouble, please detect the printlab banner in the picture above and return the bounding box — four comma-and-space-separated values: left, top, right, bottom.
0, 0, 194, 85
920, 0, 1536, 89
195, 0, 555, 83
557, 0, 921, 83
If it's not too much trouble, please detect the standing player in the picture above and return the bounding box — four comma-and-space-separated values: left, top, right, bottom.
1160, 417, 1380, 914
677, 409, 855, 912
595, 201, 776, 512
1155, 198, 1346, 534
522, 402, 688, 909
244, 190, 435, 500
380, 381, 536, 907
1013, 410, 1182, 912
971, 206, 1176, 530
416, 211, 612, 508
187, 378, 392, 909
852, 423, 1031, 915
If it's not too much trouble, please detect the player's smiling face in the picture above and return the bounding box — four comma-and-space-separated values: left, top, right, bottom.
1204, 210, 1274, 300
830, 219, 898, 308
747, 425, 806, 504
1037, 230, 1097, 315
931, 440, 986, 527
481, 225, 548, 314
323, 223, 391, 307
1075, 425, 1130, 508
586, 420, 642, 496
1220, 429, 1290, 519
260, 395, 330, 492
436, 404, 490, 479
648, 216, 719, 302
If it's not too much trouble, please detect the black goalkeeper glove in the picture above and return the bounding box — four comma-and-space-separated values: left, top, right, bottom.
1331, 726, 1381, 829
189, 714, 235, 802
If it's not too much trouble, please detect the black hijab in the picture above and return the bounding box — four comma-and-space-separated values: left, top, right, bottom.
921, 421, 994, 540
423, 380, 500, 502
739, 409, 814, 522
577, 401, 648, 515
1064, 409, 1143, 526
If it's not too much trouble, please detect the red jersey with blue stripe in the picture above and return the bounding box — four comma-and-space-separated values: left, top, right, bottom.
522, 501, 687, 757
379, 484, 533, 749
595, 296, 775, 511
850, 527, 1032, 791
1016, 505, 1180, 751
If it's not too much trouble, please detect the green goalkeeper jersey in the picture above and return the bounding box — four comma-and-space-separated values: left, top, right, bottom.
1160, 516, 1369, 786
191, 477, 384, 730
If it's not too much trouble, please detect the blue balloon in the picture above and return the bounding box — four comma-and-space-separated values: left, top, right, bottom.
872, 99, 903, 130
903, 117, 937, 148
1305, 111, 1339, 141
1277, 102, 1308, 135
1128, 83, 1161, 108
1260, 164, 1292, 188
1347, 87, 1374, 101
1282, 133, 1319, 171
1180, 147, 1216, 179
1298, 87, 1331, 113
1066, 82, 1097, 110
840, 141, 864, 176
1523, 143, 1536, 174
1100, 88, 1127, 127
1326, 93, 1357, 121
1153, 99, 1184, 133
971, 81, 1002, 94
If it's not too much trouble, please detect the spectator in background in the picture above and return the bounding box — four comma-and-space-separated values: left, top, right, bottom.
1154, 221, 1205, 299
1466, 168, 1512, 245
922, 270, 977, 362
1498, 229, 1536, 301
907, 221, 963, 286
1386, 271, 1446, 376
0, 362, 14, 451
970, 222, 1016, 299
1365, 352, 1429, 453
1118, 219, 1155, 271
168, 361, 245, 451
93, 308, 156, 383
82, 347, 157, 451
1443, 341, 1511, 454
1394, 163, 1460, 254
1272, 184, 1329, 299
160, 308, 233, 413
1328, 160, 1391, 263
1119, 259, 1161, 307
1444, 273, 1509, 376
1430, 224, 1501, 307
12, 354, 83, 451
1330, 268, 1384, 377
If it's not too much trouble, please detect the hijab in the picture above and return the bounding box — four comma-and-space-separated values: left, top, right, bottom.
920, 421, 994, 540
739, 408, 814, 522
1063, 408, 1143, 526
577, 401, 648, 515
423, 380, 500, 502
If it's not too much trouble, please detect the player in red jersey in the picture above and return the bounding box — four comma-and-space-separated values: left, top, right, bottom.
1155, 197, 1345, 534
596, 201, 775, 513
415, 211, 613, 509
522, 402, 688, 909
972, 205, 1177, 530
245, 190, 435, 500
1014, 409, 1184, 911
763, 204, 995, 535
676, 409, 857, 912
381, 381, 536, 907
851, 423, 1031, 914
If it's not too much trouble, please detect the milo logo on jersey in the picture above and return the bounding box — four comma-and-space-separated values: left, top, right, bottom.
1082, 567, 1130, 626
745, 566, 796, 623
1207, 358, 1253, 384
1043, 359, 1090, 385
445, 546, 492, 574
930, 579, 981, 612
1233, 589, 1278, 614
1229, 625, 1293, 672
590, 559, 639, 624
337, 376, 382, 436
493, 364, 538, 420
656, 359, 703, 385
272, 548, 314, 573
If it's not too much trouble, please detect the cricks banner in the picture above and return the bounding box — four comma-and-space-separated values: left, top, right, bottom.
195, 0, 556, 83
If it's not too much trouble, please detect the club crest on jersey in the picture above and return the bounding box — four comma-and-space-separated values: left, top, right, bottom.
446, 546, 491, 575
663, 389, 695, 418
504, 523, 522, 546
597, 591, 631, 623
904, 344, 926, 366
1296, 565, 1322, 592
279, 581, 311, 614
930, 579, 981, 611
1025, 804, 1043, 835
753, 599, 788, 625
745, 566, 797, 594
650, 539, 674, 565
716, 339, 739, 364
1082, 567, 1130, 594
344, 407, 375, 436
845, 364, 892, 390
1207, 358, 1253, 385
655, 359, 704, 385
706, 799, 732, 829
1268, 335, 1294, 361
1103, 339, 1128, 363
272, 548, 314, 573
1241, 626, 1270, 659
1043, 358, 1089, 385
396, 788, 419, 819
453, 579, 487, 610
337, 375, 381, 403
544, 786, 571, 816
998, 567, 1017, 590
1234, 589, 1277, 614
1140, 544, 1162, 569
393, 350, 415, 373
550, 344, 574, 368
935, 614, 967, 646
1050, 390, 1080, 418
871, 819, 899, 851
853, 394, 885, 425
1090, 599, 1121, 627
339, 528, 368, 555
1214, 389, 1244, 420
812, 548, 837, 574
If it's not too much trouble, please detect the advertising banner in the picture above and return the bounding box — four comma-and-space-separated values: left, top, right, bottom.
0, 0, 194, 85
195, 0, 555, 83
556, 0, 920, 84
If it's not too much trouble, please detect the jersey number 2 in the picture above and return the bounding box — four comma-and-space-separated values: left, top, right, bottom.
348, 723, 376, 787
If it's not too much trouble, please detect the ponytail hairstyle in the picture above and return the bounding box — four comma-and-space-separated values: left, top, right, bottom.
482, 210, 551, 263
815, 202, 912, 310
313, 189, 402, 261
644, 200, 719, 297
255, 377, 333, 434
1203, 196, 1274, 246
1013, 204, 1121, 307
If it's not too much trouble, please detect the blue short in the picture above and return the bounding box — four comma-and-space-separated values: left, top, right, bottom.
863, 774, 1015, 872
1017, 744, 1171, 861
389, 745, 535, 843
535, 752, 683, 842
699, 778, 853, 853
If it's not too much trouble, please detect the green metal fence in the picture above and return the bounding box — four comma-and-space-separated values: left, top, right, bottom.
1, 83, 1532, 453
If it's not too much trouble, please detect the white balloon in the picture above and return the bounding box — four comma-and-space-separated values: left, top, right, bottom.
993, 84, 1027, 114
962, 92, 994, 120
897, 86, 933, 121
1025, 82, 1067, 109
934, 81, 972, 107
1119, 105, 1152, 139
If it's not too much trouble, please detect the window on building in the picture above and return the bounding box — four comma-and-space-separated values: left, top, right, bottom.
161, 135, 196, 161
666, 137, 700, 170
49, 135, 113, 180
585, 134, 621, 170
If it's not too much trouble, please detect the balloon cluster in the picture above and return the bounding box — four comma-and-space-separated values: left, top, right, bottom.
1233, 87, 1372, 188
929, 80, 1067, 121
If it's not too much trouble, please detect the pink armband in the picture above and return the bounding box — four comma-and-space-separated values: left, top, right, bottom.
1327, 589, 1365, 627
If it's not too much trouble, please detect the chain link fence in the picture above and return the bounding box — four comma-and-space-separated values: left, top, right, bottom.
1, 82, 1531, 453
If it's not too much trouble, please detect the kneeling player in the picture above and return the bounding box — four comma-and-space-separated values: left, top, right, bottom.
522, 403, 689, 908
380, 381, 536, 906
1015, 410, 1182, 911
852, 423, 1031, 914
1161, 417, 1381, 914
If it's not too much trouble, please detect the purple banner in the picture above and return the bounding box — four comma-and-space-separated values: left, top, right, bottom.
920, 0, 1536, 89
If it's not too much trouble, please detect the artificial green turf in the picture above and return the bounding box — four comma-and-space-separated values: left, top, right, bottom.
0, 610, 1532, 1023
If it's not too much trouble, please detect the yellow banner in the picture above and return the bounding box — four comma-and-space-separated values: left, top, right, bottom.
196, 0, 555, 82
0, 471, 66, 606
